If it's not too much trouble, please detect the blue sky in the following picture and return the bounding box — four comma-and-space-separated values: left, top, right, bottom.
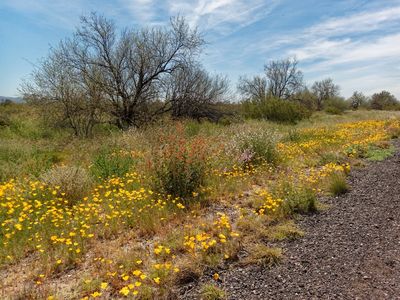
1, 0, 400, 98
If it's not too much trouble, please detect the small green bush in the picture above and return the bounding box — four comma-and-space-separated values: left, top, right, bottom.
328, 173, 348, 196
280, 184, 317, 215
324, 97, 348, 115
91, 149, 135, 180
242, 97, 311, 123
366, 145, 395, 161
318, 151, 345, 165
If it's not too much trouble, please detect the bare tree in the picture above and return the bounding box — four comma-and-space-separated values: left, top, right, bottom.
348, 91, 367, 110
311, 78, 340, 110
163, 63, 229, 121
264, 57, 303, 99
61, 13, 204, 129
237, 75, 267, 101
20, 48, 104, 137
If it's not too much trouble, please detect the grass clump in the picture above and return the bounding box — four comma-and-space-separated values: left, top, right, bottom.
40, 165, 92, 204
200, 284, 226, 300
90, 148, 135, 180
267, 221, 304, 241
235, 129, 279, 166
244, 244, 282, 267
280, 184, 318, 215
328, 173, 349, 196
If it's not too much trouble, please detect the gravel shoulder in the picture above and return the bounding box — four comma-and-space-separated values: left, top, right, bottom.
181, 140, 400, 299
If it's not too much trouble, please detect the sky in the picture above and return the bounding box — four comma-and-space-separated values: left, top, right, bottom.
0, 0, 400, 98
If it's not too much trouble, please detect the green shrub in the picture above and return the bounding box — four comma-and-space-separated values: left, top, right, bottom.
280, 184, 317, 215
0, 114, 11, 127
328, 173, 348, 196
369, 91, 399, 110
151, 124, 209, 200
91, 149, 135, 180
366, 145, 395, 161
242, 97, 311, 123
40, 166, 92, 204
324, 97, 348, 115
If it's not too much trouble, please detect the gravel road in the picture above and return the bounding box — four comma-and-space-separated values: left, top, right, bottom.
181, 141, 400, 300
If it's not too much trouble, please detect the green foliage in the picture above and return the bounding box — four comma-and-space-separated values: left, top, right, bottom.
242, 97, 311, 123
0, 113, 11, 127
200, 284, 226, 300
370, 91, 399, 110
324, 97, 348, 115
185, 120, 202, 137
90, 149, 135, 180
0, 146, 62, 181
151, 124, 209, 200
318, 151, 346, 165
283, 128, 304, 142
348, 91, 367, 110
280, 183, 317, 215
366, 145, 395, 161
328, 173, 348, 196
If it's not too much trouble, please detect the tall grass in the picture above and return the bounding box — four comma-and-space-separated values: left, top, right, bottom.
90, 148, 136, 180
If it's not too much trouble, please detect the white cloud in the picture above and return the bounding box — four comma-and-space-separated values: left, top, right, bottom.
308, 6, 400, 37
167, 0, 280, 35
272, 5, 400, 97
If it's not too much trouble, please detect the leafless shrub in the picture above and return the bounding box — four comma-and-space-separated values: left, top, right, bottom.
311, 78, 340, 111
40, 165, 92, 204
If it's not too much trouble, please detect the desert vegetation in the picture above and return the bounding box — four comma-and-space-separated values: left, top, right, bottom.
1, 12, 400, 300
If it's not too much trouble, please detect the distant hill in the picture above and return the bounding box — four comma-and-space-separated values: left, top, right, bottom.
0, 96, 23, 103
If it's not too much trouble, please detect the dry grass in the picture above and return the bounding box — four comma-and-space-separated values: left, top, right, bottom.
200, 284, 226, 300
243, 244, 283, 267
267, 221, 304, 241
40, 165, 92, 204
